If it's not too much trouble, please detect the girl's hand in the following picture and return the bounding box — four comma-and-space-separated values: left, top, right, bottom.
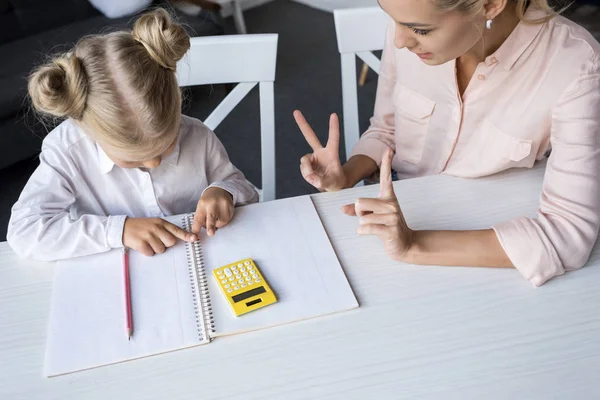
342, 148, 414, 261
123, 218, 197, 256
294, 110, 347, 192
192, 187, 234, 236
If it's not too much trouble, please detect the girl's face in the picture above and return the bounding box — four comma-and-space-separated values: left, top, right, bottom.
379, 0, 485, 65
102, 135, 178, 170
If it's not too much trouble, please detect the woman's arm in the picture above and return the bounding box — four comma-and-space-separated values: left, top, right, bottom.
405, 230, 513, 268
491, 71, 600, 286
350, 72, 600, 286
345, 19, 398, 181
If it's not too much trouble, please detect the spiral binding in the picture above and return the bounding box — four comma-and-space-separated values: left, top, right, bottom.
183, 214, 216, 342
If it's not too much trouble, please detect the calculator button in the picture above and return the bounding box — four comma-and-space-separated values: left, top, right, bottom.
224, 268, 232, 277
248, 281, 254, 285
238, 279, 244, 284
255, 278, 261, 283
221, 279, 227, 284
252, 274, 258, 279
240, 267, 246, 272
238, 263, 244, 268
241, 283, 247, 288
227, 288, 232, 293
225, 284, 230, 288
243, 272, 249, 277
244, 261, 251, 266
245, 277, 251, 281
235, 274, 241, 278
218, 275, 224, 280
234, 286, 240, 290
229, 277, 235, 281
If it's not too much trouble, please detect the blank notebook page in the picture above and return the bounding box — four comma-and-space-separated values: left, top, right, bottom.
202, 196, 358, 337
44, 225, 205, 377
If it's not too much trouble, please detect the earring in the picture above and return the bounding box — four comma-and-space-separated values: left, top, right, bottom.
486, 19, 493, 30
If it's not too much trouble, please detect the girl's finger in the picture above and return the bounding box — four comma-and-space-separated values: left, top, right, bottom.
205, 210, 217, 237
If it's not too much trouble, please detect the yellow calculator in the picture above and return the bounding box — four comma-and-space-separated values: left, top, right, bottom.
213, 258, 277, 317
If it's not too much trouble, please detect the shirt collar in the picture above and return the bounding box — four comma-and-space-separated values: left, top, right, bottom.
487, 7, 547, 70
96, 143, 116, 174
161, 133, 182, 167
95, 133, 182, 175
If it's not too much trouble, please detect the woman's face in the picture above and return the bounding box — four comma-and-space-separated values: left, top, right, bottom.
379, 0, 486, 65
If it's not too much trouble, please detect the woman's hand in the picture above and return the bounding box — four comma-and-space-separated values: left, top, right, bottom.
294, 110, 347, 192
123, 218, 197, 257
192, 187, 235, 236
342, 148, 414, 261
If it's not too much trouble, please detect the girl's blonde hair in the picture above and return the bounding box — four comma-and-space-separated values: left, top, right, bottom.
434, 0, 565, 24
28, 8, 190, 160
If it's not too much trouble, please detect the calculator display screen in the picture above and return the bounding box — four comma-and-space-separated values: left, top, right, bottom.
232, 286, 266, 303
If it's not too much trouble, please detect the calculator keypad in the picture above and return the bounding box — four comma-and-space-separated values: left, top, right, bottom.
216, 262, 265, 291
216, 261, 263, 287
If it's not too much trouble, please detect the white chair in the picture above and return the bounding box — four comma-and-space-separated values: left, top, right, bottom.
173, 0, 248, 34
333, 7, 388, 161
177, 34, 278, 201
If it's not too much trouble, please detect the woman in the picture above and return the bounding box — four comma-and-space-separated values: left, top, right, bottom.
294, 0, 600, 286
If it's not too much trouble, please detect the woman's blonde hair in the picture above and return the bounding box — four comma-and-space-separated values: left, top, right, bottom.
28, 8, 190, 160
433, 0, 565, 24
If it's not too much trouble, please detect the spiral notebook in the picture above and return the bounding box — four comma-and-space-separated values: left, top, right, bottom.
44, 196, 359, 377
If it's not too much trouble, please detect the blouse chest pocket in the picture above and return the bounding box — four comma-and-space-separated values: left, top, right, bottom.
483, 120, 534, 167
393, 84, 435, 164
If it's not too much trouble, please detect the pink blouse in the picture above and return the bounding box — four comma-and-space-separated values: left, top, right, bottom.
351, 8, 600, 286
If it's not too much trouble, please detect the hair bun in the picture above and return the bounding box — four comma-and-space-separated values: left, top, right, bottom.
132, 8, 191, 71
28, 55, 88, 120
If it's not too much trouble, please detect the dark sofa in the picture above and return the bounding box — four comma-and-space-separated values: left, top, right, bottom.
0, 0, 223, 171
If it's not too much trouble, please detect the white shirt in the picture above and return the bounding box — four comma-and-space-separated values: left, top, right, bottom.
7, 115, 259, 261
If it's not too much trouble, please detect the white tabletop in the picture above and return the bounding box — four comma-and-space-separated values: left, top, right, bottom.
2, 162, 599, 399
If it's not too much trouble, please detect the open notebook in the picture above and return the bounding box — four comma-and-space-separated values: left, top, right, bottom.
44, 196, 358, 377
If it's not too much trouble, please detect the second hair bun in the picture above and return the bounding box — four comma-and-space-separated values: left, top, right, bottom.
132, 8, 190, 71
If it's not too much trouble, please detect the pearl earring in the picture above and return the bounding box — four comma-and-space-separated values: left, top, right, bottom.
486, 19, 493, 30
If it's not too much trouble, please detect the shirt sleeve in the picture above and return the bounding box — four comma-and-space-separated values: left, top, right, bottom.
7, 141, 126, 262
203, 130, 260, 205
493, 72, 600, 286
350, 19, 397, 168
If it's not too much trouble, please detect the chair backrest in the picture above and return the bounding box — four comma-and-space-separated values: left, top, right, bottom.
333, 7, 387, 161
177, 34, 278, 201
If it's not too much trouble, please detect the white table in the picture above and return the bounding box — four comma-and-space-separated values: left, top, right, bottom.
2, 162, 600, 399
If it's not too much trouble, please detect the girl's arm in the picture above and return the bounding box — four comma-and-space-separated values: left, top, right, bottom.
203, 129, 259, 205
7, 144, 126, 261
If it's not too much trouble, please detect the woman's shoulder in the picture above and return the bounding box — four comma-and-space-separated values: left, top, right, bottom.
546, 15, 600, 72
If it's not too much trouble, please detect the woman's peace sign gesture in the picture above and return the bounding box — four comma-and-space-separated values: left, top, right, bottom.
293, 110, 348, 192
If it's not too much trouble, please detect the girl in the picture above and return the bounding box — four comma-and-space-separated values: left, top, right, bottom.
7, 8, 258, 261
294, 0, 600, 286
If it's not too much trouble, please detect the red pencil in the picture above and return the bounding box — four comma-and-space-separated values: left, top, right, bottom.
123, 247, 133, 340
